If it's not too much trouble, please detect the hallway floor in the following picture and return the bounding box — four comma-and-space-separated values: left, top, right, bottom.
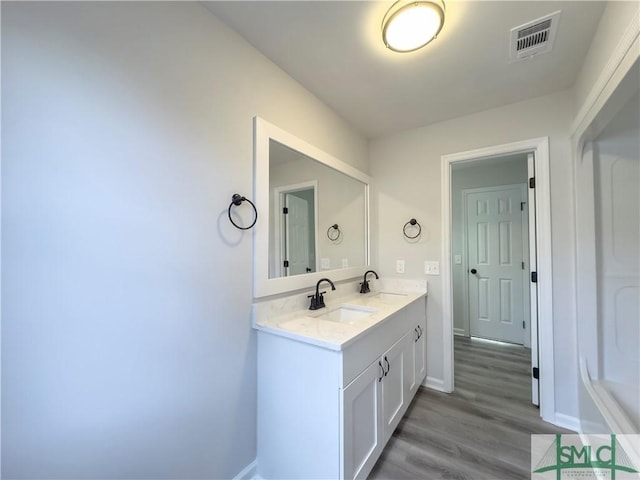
368, 335, 572, 480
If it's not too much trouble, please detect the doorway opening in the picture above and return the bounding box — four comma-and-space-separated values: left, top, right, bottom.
453, 153, 537, 409
441, 137, 555, 423
454, 154, 530, 346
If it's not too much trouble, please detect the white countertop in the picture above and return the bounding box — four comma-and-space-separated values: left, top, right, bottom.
253, 283, 427, 351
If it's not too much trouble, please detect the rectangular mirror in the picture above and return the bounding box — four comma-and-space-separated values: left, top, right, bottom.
254, 117, 371, 298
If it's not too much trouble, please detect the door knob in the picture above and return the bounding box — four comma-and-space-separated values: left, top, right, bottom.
470, 268, 477, 274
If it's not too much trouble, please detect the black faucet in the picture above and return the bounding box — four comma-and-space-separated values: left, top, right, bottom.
359, 270, 379, 294
308, 278, 336, 310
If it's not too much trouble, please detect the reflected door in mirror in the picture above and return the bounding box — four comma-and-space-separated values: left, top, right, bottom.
283, 190, 316, 276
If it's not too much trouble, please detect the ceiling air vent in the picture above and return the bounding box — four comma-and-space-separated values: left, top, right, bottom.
509, 11, 561, 63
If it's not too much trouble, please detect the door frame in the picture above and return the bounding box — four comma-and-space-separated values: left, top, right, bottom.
273, 180, 318, 277
461, 183, 529, 347
441, 137, 554, 423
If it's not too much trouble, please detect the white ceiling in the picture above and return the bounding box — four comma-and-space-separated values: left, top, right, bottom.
204, 1, 606, 139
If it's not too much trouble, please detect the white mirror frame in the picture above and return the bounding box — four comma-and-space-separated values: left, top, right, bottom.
253, 116, 372, 298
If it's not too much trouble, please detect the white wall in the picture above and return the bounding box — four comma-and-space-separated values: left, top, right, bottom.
1, 3, 367, 479
370, 88, 578, 418
574, 1, 640, 114
451, 157, 528, 335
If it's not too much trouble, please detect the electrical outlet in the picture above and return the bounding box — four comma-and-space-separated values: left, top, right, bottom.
341, 258, 349, 268
424, 261, 440, 275
321, 258, 330, 270
396, 260, 405, 274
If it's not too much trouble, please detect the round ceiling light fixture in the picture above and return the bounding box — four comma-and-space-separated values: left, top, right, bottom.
382, 1, 445, 53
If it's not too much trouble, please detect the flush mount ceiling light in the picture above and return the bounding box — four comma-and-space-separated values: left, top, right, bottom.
382, 0, 445, 53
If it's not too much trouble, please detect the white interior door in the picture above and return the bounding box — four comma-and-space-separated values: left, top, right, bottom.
467, 184, 526, 345
284, 193, 311, 276
527, 153, 539, 406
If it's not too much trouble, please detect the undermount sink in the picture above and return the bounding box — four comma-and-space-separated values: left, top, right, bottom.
372, 292, 408, 302
314, 305, 378, 323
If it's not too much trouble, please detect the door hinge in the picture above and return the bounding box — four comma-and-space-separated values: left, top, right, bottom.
282, 207, 288, 214
532, 367, 539, 380
523, 320, 526, 329
531, 271, 537, 283
521, 201, 526, 211
529, 177, 536, 188
283, 260, 289, 268
522, 261, 525, 270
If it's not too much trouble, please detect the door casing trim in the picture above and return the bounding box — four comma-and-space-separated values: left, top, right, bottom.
441, 137, 554, 423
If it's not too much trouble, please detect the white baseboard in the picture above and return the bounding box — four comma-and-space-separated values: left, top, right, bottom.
233, 460, 258, 480
424, 376, 447, 392
580, 419, 605, 434
453, 328, 466, 336
553, 413, 582, 433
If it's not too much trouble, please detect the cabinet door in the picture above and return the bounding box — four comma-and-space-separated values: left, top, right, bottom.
381, 334, 411, 441
413, 322, 426, 393
342, 359, 384, 480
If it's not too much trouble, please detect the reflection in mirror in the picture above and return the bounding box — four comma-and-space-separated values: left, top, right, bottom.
269, 140, 367, 278
254, 117, 372, 298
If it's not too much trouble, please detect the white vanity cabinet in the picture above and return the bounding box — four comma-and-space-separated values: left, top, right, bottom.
343, 331, 414, 480
256, 295, 426, 480
342, 355, 383, 480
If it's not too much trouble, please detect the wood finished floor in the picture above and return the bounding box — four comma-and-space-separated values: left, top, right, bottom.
368, 336, 572, 480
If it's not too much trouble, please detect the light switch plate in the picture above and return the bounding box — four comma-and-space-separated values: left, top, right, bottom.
454, 255, 462, 265
396, 260, 405, 274
321, 258, 330, 270
424, 261, 440, 275
341, 258, 349, 268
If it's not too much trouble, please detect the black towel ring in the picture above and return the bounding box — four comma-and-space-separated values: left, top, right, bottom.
403, 218, 421, 239
228, 194, 257, 230
327, 224, 341, 241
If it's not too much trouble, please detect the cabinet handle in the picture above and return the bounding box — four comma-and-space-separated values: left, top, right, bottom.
417, 325, 423, 339
378, 361, 384, 382
384, 356, 390, 376
415, 327, 419, 343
